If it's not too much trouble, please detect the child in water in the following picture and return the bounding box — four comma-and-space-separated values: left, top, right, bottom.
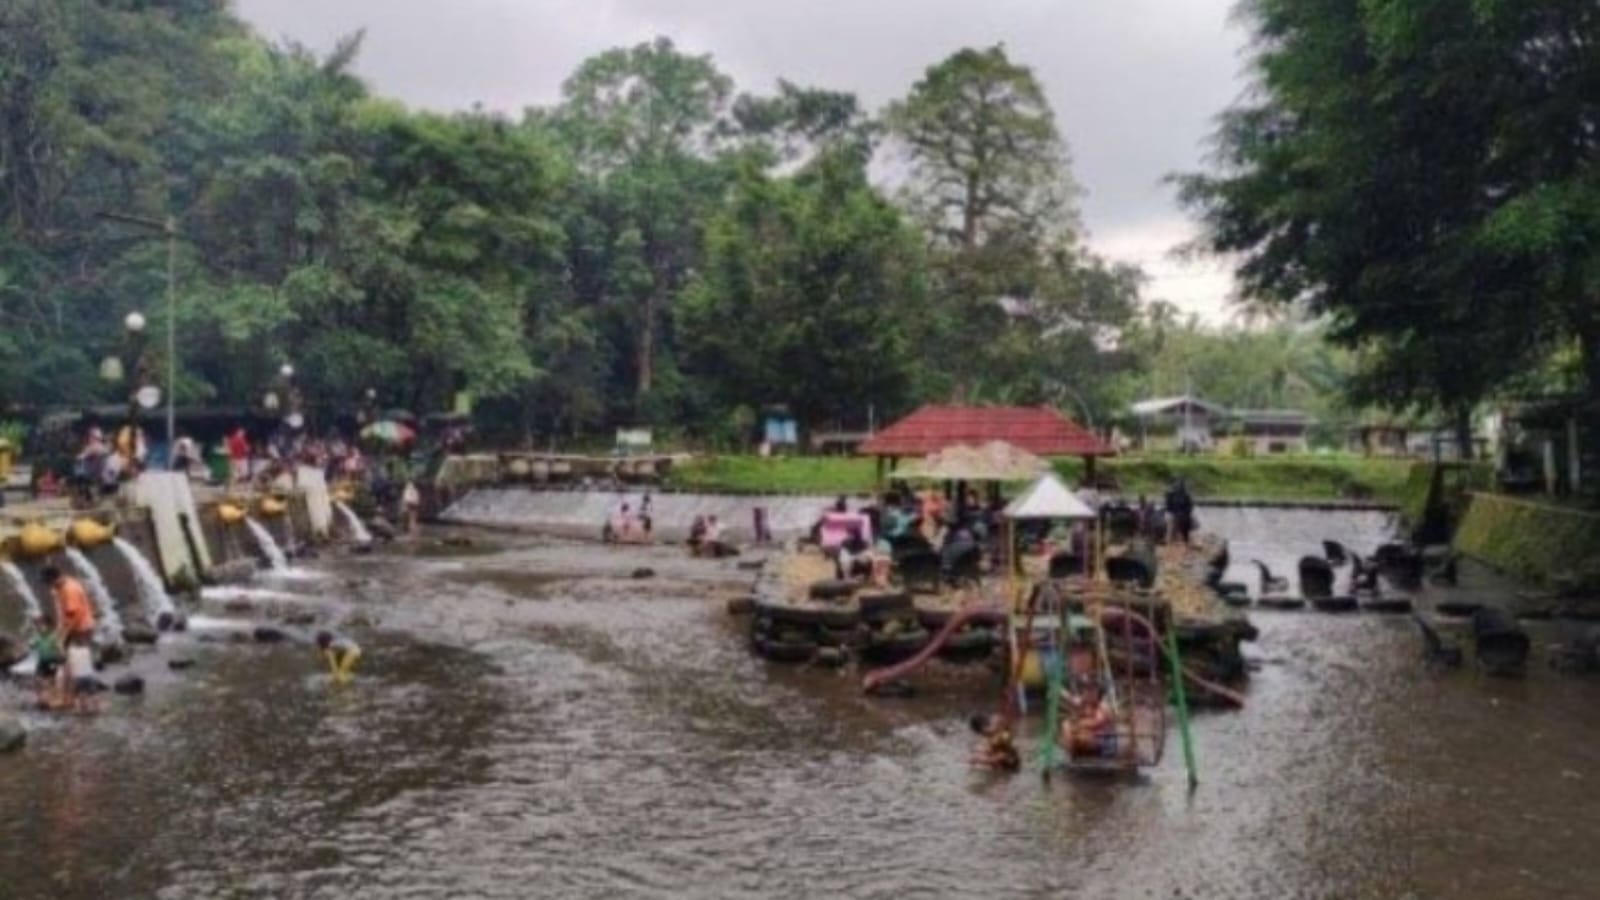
315, 631, 362, 684
29, 617, 65, 710
968, 713, 1020, 773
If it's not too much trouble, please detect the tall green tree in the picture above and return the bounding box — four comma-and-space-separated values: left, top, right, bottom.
550, 38, 733, 412
678, 149, 925, 433
1179, 0, 1600, 459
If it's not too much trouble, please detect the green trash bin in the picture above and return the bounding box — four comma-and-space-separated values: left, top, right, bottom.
206, 444, 231, 485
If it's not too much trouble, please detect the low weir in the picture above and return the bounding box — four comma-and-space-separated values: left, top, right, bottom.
442, 487, 844, 540
63, 547, 125, 639
112, 537, 177, 625
245, 517, 289, 570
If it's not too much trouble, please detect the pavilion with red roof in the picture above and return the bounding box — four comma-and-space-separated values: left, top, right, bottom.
858, 404, 1115, 485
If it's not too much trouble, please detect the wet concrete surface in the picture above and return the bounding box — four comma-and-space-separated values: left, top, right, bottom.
4, 511, 1600, 898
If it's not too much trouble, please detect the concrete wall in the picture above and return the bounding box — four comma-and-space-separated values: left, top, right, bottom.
1453, 492, 1600, 587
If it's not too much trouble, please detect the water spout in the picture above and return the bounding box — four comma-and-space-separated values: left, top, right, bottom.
112, 537, 177, 627
335, 501, 373, 545
1, 561, 43, 620
245, 517, 288, 570
64, 546, 125, 639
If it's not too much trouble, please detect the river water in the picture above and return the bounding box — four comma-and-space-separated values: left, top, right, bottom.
5, 509, 1600, 898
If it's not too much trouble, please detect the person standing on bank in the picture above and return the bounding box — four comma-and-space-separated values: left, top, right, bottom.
401, 479, 421, 538
1164, 478, 1196, 546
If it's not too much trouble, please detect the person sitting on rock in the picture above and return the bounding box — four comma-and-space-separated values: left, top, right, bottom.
836, 527, 873, 581
687, 515, 707, 554
702, 515, 732, 557
968, 713, 1020, 773
315, 631, 362, 685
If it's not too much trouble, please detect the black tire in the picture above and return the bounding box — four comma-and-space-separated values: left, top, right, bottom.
1311, 596, 1358, 613
757, 638, 818, 663
757, 601, 859, 629
808, 579, 858, 601
1361, 597, 1414, 614
858, 591, 912, 623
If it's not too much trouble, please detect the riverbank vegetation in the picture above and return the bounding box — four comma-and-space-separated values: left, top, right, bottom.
668, 454, 1414, 505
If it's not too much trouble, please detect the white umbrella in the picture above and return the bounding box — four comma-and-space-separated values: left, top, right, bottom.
1003, 472, 1095, 520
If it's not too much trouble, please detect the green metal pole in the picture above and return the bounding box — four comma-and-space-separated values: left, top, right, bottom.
1039, 646, 1063, 779
1165, 627, 1199, 790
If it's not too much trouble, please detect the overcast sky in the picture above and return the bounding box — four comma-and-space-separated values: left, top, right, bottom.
233, 0, 1249, 321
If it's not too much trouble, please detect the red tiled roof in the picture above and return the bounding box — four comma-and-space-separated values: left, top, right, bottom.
858, 405, 1114, 458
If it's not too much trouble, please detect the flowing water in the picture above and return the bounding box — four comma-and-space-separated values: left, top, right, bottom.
336, 500, 374, 545
2, 561, 43, 621
113, 537, 178, 625
5, 508, 1600, 898
245, 516, 289, 570
62, 547, 124, 639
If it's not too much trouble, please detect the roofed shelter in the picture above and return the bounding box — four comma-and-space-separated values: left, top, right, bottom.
859, 404, 1114, 488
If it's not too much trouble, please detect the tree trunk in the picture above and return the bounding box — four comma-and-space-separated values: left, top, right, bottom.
637, 267, 666, 398
1453, 406, 1474, 462
1576, 321, 1600, 501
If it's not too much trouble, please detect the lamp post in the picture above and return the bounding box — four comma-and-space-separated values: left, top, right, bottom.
98, 211, 179, 449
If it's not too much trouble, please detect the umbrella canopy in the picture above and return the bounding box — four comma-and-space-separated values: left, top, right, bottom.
1003, 472, 1095, 520
362, 420, 416, 446
895, 440, 1050, 482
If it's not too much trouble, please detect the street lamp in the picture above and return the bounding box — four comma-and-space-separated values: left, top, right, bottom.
98, 211, 179, 449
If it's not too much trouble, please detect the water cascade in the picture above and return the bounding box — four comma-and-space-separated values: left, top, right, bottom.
1, 561, 43, 620
63, 546, 125, 638
113, 537, 178, 626
335, 501, 373, 545
245, 517, 289, 570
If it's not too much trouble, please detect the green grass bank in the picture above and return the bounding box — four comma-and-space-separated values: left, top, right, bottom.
666, 454, 1414, 505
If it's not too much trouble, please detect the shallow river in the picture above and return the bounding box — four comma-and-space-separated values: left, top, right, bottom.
5, 510, 1600, 898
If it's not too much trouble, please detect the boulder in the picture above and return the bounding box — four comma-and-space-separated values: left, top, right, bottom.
630, 567, 656, 580
0, 632, 26, 670
155, 611, 177, 632
95, 642, 128, 666
1298, 556, 1336, 600
0, 715, 25, 753
368, 517, 398, 541
281, 611, 317, 627
122, 623, 160, 645
167, 658, 196, 672
725, 596, 755, 616
252, 625, 289, 644
113, 674, 145, 696
73, 676, 109, 694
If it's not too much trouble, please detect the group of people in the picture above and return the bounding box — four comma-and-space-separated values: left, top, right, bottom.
687, 514, 734, 557
603, 495, 654, 544
25, 562, 364, 713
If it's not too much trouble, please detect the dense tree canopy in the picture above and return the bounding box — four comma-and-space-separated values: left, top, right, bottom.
0, 2, 1368, 450
1180, 0, 1600, 457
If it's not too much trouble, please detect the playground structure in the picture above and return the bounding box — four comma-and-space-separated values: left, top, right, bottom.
856, 471, 1203, 783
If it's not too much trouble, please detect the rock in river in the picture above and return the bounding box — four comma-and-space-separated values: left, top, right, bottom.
252, 625, 289, 644
0, 632, 26, 669
113, 674, 145, 696
0, 715, 25, 753
123, 623, 160, 645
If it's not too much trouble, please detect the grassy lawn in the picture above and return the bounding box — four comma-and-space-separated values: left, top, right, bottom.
667, 453, 1416, 504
